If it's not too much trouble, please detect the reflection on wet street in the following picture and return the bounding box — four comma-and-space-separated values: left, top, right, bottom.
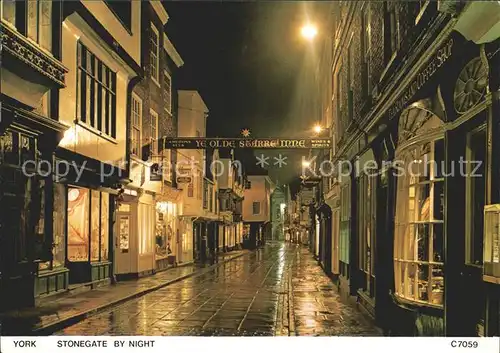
56, 243, 380, 336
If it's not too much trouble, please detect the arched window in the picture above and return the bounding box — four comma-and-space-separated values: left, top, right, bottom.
393, 106, 445, 308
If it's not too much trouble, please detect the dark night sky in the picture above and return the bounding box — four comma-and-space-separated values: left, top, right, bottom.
163, 1, 331, 189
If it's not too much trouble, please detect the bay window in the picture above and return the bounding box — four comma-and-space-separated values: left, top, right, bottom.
394, 139, 444, 307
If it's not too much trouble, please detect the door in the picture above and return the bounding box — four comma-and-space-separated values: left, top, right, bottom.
463, 126, 487, 335
114, 203, 132, 275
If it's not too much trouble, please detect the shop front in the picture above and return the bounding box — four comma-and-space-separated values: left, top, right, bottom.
155, 200, 178, 270
114, 190, 156, 279
66, 186, 113, 284
177, 217, 194, 264
0, 108, 68, 308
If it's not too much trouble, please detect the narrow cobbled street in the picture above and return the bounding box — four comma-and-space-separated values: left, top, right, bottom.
55, 244, 380, 336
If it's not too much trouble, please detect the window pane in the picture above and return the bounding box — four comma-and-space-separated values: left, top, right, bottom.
407, 263, 417, 299
417, 223, 429, 261
27, 1, 38, 42
417, 264, 429, 302
433, 223, 444, 263
434, 139, 445, 179
53, 183, 66, 268
67, 188, 89, 262
40, 0, 52, 51
2, 0, 16, 26
433, 181, 444, 221
430, 265, 444, 305
90, 190, 100, 262
417, 183, 431, 221
101, 193, 109, 261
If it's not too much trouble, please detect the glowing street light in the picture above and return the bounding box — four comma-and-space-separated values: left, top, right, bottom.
302, 160, 311, 168
313, 124, 323, 134
301, 24, 318, 41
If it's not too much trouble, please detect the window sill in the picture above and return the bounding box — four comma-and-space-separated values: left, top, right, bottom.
77, 121, 117, 144
393, 293, 444, 311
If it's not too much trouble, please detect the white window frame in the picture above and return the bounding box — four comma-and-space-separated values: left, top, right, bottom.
131, 93, 142, 158
164, 70, 172, 114
150, 109, 158, 155
150, 23, 160, 85
393, 139, 445, 308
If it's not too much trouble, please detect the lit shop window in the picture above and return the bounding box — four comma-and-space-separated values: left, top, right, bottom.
139, 203, 155, 255
39, 183, 66, 271
394, 139, 445, 307
67, 187, 109, 262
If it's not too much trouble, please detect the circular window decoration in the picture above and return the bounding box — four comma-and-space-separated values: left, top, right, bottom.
454, 57, 488, 114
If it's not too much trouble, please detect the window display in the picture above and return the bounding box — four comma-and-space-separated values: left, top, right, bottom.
101, 193, 109, 261
67, 187, 90, 261
156, 202, 176, 259
39, 183, 66, 271
119, 215, 130, 251
394, 139, 445, 307
90, 190, 100, 261
67, 187, 110, 262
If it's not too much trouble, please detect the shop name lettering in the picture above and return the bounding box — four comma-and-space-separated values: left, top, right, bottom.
388, 39, 453, 119
195, 139, 308, 148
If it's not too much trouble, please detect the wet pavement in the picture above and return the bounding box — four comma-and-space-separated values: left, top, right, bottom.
55, 243, 381, 336
0, 250, 248, 335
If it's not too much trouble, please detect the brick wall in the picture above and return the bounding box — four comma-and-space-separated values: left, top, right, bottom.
131, 2, 179, 162
325, 1, 440, 152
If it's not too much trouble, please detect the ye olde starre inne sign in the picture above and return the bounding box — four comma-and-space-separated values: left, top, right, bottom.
164, 138, 331, 149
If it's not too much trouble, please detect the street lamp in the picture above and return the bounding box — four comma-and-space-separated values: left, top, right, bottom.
301, 24, 318, 41
313, 124, 323, 134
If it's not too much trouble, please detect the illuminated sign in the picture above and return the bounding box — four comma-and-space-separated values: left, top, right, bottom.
164, 138, 331, 149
